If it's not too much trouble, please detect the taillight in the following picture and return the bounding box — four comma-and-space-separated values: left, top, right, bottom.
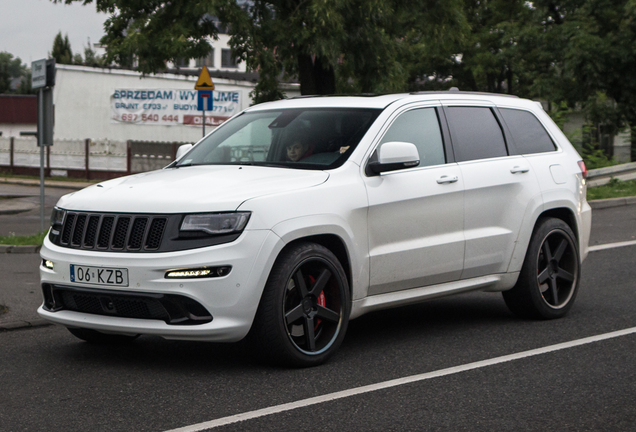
577, 160, 587, 179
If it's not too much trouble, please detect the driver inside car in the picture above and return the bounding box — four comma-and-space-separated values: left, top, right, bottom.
286, 135, 314, 162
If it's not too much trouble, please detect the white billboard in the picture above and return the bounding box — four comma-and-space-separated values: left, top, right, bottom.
111, 89, 241, 127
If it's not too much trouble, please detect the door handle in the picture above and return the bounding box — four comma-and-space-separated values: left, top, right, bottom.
436, 175, 458, 184
510, 166, 530, 174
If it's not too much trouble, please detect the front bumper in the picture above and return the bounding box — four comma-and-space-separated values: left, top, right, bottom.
38, 229, 284, 342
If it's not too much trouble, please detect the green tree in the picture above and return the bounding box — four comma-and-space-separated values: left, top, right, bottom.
83, 42, 105, 67
51, 0, 467, 102
17, 70, 33, 94
519, 0, 636, 162
0, 52, 26, 94
51, 31, 73, 64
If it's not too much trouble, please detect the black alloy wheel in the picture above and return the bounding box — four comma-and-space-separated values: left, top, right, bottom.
503, 217, 581, 319
535, 228, 578, 308
251, 242, 350, 367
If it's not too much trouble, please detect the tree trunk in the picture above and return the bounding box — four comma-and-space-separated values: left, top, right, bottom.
507, 68, 513, 94
298, 54, 317, 95
297, 53, 336, 95
313, 57, 335, 94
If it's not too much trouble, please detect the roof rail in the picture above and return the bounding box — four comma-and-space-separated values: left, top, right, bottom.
289, 93, 382, 99
409, 88, 519, 98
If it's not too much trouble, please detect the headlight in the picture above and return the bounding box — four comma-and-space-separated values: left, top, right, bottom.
180, 212, 251, 235
50, 207, 66, 227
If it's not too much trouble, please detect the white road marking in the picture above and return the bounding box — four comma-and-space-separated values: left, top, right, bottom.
589, 239, 636, 252
164, 326, 636, 432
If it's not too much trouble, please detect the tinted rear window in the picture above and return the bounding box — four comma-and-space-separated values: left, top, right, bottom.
499, 108, 556, 154
445, 107, 508, 162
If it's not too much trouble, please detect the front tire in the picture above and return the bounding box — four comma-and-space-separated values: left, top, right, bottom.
503, 218, 581, 319
251, 242, 350, 367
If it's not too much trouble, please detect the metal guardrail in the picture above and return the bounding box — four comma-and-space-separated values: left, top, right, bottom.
587, 162, 636, 187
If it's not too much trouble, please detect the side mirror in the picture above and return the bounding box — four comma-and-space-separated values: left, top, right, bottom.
367, 141, 420, 175
175, 143, 193, 161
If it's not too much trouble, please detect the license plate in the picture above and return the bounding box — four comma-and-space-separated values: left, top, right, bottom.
70, 264, 129, 287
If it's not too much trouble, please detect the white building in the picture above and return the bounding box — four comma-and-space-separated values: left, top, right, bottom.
0, 64, 299, 179
53, 64, 299, 143
170, 34, 249, 74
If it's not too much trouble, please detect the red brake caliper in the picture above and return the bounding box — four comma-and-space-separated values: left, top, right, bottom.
316, 291, 326, 329
307, 275, 326, 330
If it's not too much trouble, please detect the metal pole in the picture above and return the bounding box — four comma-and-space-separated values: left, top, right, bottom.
38, 88, 45, 233
202, 105, 206, 138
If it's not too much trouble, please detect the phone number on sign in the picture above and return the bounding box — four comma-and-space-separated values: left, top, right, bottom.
119, 114, 180, 123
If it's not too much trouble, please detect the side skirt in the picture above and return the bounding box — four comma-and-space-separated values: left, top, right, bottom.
350, 272, 519, 319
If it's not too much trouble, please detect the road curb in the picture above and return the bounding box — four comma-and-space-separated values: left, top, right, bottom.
588, 196, 636, 209
0, 245, 41, 254
0, 318, 52, 331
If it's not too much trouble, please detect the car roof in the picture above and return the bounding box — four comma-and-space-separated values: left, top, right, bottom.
245, 90, 528, 112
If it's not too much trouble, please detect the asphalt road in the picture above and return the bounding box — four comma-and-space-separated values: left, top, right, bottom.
1, 202, 635, 432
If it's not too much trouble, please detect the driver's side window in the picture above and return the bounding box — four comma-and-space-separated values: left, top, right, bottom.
380, 108, 446, 168
205, 117, 274, 163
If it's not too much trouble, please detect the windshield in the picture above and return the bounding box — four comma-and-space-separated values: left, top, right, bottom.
175, 108, 381, 169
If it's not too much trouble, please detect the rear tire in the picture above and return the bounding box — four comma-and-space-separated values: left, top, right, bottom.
68, 327, 139, 344
250, 242, 350, 367
503, 218, 581, 319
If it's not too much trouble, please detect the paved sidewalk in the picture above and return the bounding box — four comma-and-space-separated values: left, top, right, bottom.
0, 195, 37, 215
0, 177, 93, 217
0, 178, 94, 236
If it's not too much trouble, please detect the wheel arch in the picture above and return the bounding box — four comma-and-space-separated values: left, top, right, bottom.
276, 234, 353, 293
508, 204, 580, 274
537, 207, 579, 242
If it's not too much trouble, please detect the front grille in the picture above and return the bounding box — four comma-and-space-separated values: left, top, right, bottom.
42, 284, 212, 325
56, 212, 168, 252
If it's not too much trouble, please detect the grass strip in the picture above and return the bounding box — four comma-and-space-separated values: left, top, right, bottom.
587, 178, 636, 201
0, 232, 47, 246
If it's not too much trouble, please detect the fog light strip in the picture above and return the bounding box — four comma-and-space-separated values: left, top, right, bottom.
166, 269, 211, 278
165, 266, 231, 279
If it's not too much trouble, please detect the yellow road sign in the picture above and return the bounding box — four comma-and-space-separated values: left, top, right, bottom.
195, 66, 215, 90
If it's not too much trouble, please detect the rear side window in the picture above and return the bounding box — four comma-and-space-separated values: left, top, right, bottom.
499, 108, 556, 154
379, 108, 445, 168
445, 107, 508, 162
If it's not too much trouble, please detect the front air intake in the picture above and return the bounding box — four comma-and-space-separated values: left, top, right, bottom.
42, 284, 212, 325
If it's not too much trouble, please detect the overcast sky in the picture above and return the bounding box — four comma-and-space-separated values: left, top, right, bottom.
0, 0, 108, 66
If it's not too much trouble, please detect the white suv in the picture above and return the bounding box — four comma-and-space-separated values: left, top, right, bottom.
39, 91, 591, 366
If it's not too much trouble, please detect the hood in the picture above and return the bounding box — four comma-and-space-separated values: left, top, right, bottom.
56, 165, 329, 213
